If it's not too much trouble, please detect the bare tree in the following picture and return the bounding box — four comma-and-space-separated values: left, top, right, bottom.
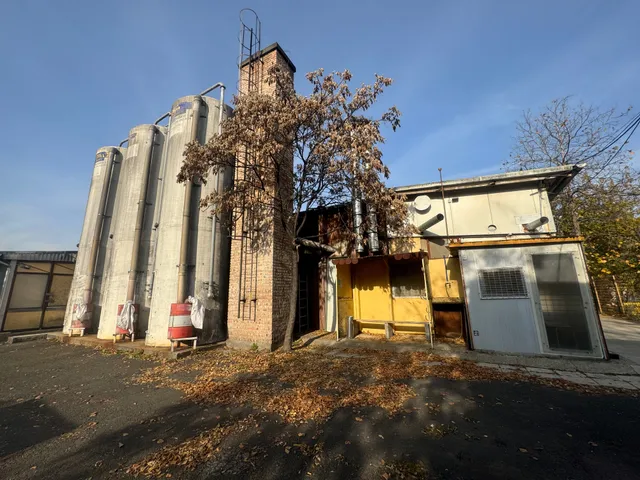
505, 96, 637, 235
179, 67, 409, 351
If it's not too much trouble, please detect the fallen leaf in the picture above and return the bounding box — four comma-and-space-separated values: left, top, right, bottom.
118, 442, 124, 448
156, 439, 164, 444
89, 412, 98, 417
566, 433, 573, 438
588, 441, 598, 447
355, 417, 363, 422
519, 448, 528, 453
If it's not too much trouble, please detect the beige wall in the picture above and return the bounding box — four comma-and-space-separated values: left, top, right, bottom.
406, 187, 555, 240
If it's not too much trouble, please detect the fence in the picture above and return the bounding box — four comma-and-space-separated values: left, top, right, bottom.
591, 276, 640, 320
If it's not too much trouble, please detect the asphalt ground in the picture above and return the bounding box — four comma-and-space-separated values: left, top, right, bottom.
1, 340, 639, 480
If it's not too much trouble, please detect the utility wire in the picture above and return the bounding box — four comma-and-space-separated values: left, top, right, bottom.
577, 112, 640, 166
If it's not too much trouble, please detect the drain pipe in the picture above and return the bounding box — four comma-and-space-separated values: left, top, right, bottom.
83, 147, 118, 308
177, 96, 203, 303
207, 85, 226, 299
126, 125, 157, 302
146, 113, 172, 299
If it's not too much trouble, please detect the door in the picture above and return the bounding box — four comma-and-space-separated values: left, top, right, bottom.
530, 252, 596, 354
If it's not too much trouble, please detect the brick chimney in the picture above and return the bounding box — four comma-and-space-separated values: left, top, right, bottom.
226, 43, 296, 350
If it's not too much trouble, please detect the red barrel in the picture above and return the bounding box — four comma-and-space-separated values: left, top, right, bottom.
116, 304, 139, 335
168, 303, 193, 339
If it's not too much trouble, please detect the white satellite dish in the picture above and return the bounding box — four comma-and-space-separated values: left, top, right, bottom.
413, 195, 431, 213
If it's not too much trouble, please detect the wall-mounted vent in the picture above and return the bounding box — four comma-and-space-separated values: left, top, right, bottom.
478, 268, 528, 299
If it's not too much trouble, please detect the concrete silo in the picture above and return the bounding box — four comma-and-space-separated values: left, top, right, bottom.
146, 93, 233, 347
64, 146, 126, 334
97, 125, 167, 340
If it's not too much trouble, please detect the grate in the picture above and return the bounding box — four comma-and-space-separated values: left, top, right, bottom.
478, 268, 528, 299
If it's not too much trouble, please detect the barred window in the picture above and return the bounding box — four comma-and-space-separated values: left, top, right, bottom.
478, 268, 528, 299
390, 261, 425, 298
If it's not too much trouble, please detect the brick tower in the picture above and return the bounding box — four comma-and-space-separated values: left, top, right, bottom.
226, 43, 296, 350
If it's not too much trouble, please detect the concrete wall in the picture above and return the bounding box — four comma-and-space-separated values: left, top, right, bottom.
459, 243, 605, 358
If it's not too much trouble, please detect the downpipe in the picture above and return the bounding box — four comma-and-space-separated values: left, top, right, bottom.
126, 125, 157, 302
176, 96, 202, 303
207, 85, 226, 299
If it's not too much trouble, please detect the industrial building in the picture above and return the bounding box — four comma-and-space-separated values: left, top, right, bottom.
62, 10, 606, 359
328, 165, 608, 359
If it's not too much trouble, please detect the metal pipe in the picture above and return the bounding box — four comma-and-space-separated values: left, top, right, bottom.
200, 82, 224, 97
126, 125, 157, 302
438, 168, 450, 241
154, 112, 170, 125
83, 148, 117, 307
418, 213, 445, 233
207, 87, 226, 298
177, 96, 202, 303
524, 216, 549, 231
367, 204, 380, 252
146, 124, 171, 299
353, 191, 364, 253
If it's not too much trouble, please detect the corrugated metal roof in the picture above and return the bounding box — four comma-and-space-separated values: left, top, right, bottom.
394, 164, 585, 200
0, 251, 77, 263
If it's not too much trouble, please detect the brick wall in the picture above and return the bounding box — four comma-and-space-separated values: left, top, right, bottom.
226, 43, 296, 351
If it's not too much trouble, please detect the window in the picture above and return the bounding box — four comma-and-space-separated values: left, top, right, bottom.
390, 260, 425, 298
478, 267, 528, 299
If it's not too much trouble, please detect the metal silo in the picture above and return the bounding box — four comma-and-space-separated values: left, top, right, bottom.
146, 91, 232, 347
96, 125, 167, 341
64, 146, 126, 334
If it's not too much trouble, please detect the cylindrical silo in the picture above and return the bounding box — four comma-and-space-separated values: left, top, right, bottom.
97, 125, 166, 340
146, 94, 232, 347
64, 146, 126, 334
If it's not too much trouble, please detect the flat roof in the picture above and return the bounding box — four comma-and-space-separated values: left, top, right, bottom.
0, 251, 77, 263
394, 164, 585, 200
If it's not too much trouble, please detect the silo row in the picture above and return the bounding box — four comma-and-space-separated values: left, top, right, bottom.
64, 93, 233, 347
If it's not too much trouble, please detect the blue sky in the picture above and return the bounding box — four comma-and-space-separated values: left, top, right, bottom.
0, 0, 638, 250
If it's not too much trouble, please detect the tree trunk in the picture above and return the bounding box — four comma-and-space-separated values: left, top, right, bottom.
570, 204, 582, 236
282, 245, 299, 351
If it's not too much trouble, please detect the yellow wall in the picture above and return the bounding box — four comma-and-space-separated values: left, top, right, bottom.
428, 257, 464, 301
337, 257, 430, 335
336, 264, 353, 338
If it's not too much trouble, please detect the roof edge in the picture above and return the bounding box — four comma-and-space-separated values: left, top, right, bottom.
239, 42, 297, 73
394, 164, 584, 195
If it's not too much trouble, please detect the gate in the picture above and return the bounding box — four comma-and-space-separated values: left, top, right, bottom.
1, 258, 75, 332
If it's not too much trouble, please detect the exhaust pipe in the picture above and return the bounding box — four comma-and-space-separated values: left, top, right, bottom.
524, 216, 549, 231
353, 191, 364, 253
418, 213, 445, 233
